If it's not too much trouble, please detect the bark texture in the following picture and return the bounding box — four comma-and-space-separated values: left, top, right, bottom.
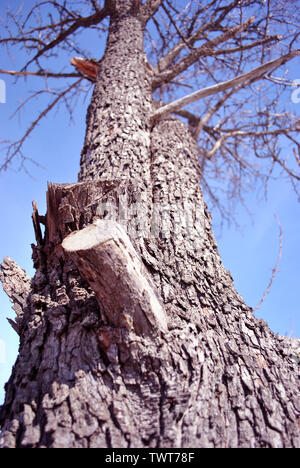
0, 257, 31, 334
0, 0, 299, 448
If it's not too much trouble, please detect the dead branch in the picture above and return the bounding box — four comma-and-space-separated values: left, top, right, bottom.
70, 57, 99, 82
141, 0, 164, 24
32, 201, 44, 246
152, 16, 255, 89
151, 50, 300, 122
21, 7, 109, 71
253, 215, 283, 312
155, 0, 242, 73
0, 69, 80, 79
0, 0, 299, 223
193, 88, 238, 139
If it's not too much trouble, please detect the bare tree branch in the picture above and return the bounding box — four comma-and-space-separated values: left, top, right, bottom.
70, 57, 99, 82
193, 88, 238, 139
253, 215, 283, 312
141, 0, 164, 24
0, 79, 83, 172
89, 0, 101, 12
1, 0, 299, 222
151, 50, 300, 122
153, 16, 255, 89
0, 69, 80, 79
21, 6, 109, 70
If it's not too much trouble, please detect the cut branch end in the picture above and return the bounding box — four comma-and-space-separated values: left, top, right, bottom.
62, 219, 168, 336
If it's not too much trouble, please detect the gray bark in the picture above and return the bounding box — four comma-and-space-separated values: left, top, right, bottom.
0, 0, 299, 448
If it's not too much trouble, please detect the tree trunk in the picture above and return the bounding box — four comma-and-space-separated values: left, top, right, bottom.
0, 0, 299, 448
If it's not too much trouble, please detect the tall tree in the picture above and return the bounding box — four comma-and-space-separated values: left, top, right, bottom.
0, 0, 299, 448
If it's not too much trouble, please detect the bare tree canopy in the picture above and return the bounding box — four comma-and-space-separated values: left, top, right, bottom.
1, 0, 300, 220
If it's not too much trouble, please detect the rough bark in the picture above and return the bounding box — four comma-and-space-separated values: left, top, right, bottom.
0, 257, 31, 334
0, 0, 299, 448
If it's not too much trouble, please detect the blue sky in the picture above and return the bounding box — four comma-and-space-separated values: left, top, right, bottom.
0, 1, 299, 405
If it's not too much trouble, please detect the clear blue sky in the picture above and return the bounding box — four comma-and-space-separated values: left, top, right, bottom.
0, 1, 299, 405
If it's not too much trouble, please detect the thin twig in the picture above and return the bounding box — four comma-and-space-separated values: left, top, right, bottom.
151, 50, 300, 122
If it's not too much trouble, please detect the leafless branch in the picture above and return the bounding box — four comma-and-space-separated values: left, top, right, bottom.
0, 69, 80, 79
253, 215, 283, 312
155, 0, 241, 73
20, 7, 109, 70
153, 16, 255, 89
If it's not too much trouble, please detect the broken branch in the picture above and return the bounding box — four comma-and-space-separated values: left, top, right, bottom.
253, 215, 283, 312
62, 219, 168, 336
151, 50, 300, 122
